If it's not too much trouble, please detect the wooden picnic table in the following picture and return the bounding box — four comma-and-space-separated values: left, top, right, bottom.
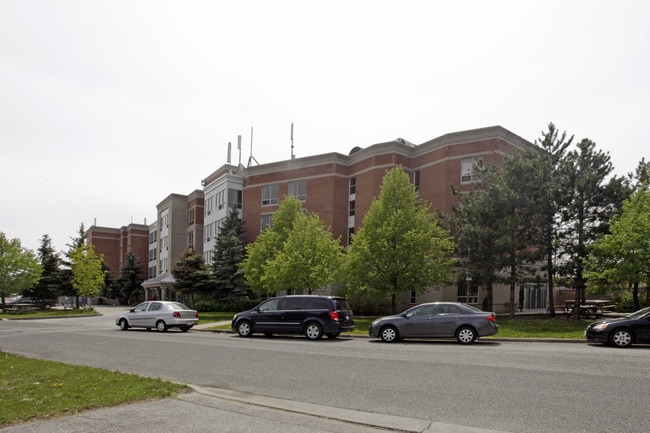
564, 300, 615, 319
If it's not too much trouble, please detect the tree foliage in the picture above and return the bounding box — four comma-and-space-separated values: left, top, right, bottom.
556, 139, 628, 318
172, 249, 213, 308
344, 167, 456, 313
212, 208, 248, 301
31, 234, 60, 302
586, 183, 650, 310
0, 232, 43, 310
114, 251, 145, 305
70, 242, 106, 304
242, 195, 343, 297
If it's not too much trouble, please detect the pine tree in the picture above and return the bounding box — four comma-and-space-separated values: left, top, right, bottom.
212, 208, 248, 301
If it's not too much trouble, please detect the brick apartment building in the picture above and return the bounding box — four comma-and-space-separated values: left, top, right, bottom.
88, 125, 549, 311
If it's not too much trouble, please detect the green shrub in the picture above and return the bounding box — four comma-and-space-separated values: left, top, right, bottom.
611, 291, 636, 312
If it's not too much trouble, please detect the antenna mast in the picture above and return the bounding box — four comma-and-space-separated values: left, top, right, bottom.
290, 122, 295, 159
247, 126, 259, 167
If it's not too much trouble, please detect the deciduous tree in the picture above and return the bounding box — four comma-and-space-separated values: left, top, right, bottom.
70, 243, 105, 306
344, 167, 455, 314
0, 232, 43, 311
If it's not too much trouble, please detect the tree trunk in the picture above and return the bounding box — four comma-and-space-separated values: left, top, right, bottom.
632, 282, 640, 311
391, 294, 396, 315
546, 239, 555, 317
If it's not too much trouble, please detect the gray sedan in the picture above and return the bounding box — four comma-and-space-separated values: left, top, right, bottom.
369, 302, 498, 344
116, 301, 199, 332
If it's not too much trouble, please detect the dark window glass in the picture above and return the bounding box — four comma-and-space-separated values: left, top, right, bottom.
304, 297, 329, 310
149, 302, 162, 311
258, 299, 280, 312
279, 297, 305, 310
334, 299, 351, 311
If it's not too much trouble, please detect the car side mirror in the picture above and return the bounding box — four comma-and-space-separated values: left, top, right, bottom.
130, 308, 135, 312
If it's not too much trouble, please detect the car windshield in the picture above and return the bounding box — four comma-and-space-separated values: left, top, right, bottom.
626, 307, 650, 319
167, 302, 192, 311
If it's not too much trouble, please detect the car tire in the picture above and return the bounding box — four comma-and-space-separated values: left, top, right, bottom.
237, 320, 252, 337
326, 333, 340, 339
456, 326, 477, 344
380, 326, 398, 343
119, 319, 129, 331
180, 326, 190, 332
610, 328, 633, 348
156, 320, 168, 332
305, 322, 323, 340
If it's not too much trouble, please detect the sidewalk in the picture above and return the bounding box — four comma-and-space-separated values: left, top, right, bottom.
0, 384, 511, 433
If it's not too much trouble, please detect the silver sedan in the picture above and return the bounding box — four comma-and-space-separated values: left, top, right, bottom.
115, 301, 199, 332
368, 302, 498, 344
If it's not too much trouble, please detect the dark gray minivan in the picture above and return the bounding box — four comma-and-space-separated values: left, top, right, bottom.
231, 295, 355, 340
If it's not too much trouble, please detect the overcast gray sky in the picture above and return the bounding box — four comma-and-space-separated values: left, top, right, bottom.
1, 0, 648, 254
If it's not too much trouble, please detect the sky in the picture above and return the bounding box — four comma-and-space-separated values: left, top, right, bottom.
1, 1, 649, 254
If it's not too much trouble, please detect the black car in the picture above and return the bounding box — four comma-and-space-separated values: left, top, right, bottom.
585, 306, 650, 348
232, 295, 355, 340
368, 302, 498, 344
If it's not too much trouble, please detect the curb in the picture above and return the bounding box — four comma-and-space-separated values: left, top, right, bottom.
1, 313, 103, 321
192, 328, 588, 343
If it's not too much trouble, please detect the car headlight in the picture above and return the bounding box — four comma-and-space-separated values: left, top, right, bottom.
593, 323, 609, 330
372, 320, 381, 326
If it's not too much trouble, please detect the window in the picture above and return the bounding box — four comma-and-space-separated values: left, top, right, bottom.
205, 197, 213, 216
304, 297, 329, 310
410, 291, 416, 304
188, 232, 194, 250
461, 157, 479, 183
437, 304, 462, 314
347, 227, 354, 245
217, 190, 225, 210
262, 184, 279, 205
228, 189, 242, 209
279, 297, 304, 310
349, 177, 356, 195
261, 214, 273, 231
405, 304, 435, 317
458, 280, 479, 304
149, 231, 157, 244
288, 180, 306, 201
349, 200, 355, 216
258, 298, 280, 312
188, 209, 194, 225
149, 302, 162, 311
205, 223, 213, 242
414, 170, 420, 191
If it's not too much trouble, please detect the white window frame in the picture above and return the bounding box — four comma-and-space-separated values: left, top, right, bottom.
262, 184, 279, 206
288, 180, 307, 202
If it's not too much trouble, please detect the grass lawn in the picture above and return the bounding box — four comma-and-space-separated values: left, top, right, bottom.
0, 352, 188, 427
197, 311, 236, 325
0, 308, 98, 320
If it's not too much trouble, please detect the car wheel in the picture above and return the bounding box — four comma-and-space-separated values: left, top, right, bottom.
237, 320, 252, 337
380, 326, 398, 343
305, 322, 323, 340
156, 320, 168, 332
610, 328, 633, 348
180, 326, 190, 332
326, 333, 340, 339
119, 319, 129, 331
456, 326, 477, 344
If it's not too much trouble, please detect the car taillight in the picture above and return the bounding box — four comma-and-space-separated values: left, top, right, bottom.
486, 315, 495, 322
195, 312, 199, 318
330, 311, 339, 321
173, 311, 181, 318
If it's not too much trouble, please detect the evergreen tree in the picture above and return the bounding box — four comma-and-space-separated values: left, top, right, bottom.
172, 249, 213, 308
557, 139, 627, 319
31, 234, 60, 303
115, 251, 145, 305
212, 208, 248, 301
344, 167, 455, 314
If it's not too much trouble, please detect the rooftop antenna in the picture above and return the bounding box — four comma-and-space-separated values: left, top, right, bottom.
227, 141, 232, 173
237, 135, 242, 171
247, 126, 259, 167
290, 122, 295, 159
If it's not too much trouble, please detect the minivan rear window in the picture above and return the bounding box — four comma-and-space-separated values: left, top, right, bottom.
334, 299, 351, 311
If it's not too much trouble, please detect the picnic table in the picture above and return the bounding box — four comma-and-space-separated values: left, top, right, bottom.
565, 300, 615, 319
6, 303, 36, 312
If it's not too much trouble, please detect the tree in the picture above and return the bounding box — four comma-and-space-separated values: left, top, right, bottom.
114, 251, 145, 305
70, 243, 105, 306
586, 183, 650, 310
30, 234, 60, 303
172, 250, 213, 308
557, 139, 627, 319
263, 211, 344, 295
212, 208, 249, 301
241, 196, 305, 296
532, 123, 573, 317
59, 223, 87, 308
344, 166, 456, 314
0, 232, 43, 311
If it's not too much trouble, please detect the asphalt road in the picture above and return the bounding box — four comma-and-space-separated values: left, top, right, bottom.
1, 307, 648, 433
